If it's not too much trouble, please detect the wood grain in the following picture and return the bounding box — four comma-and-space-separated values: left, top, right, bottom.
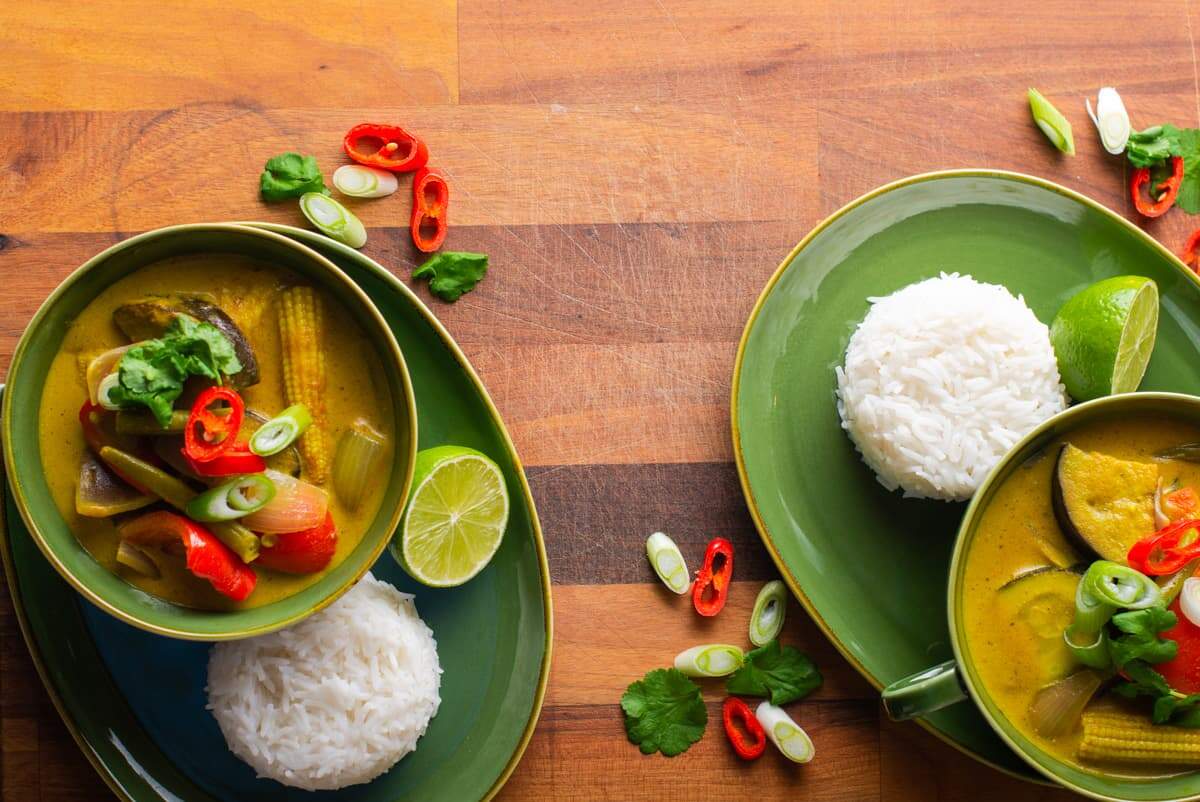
7, 0, 1200, 800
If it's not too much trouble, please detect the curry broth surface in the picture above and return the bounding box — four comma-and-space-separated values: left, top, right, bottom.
38, 256, 394, 610
963, 416, 1200, 775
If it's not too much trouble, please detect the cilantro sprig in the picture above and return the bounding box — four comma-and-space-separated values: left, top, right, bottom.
1126, 124, 1200, 214
725, 639, 822, 705
620, 668, 707, 756
413, 251, 488, 302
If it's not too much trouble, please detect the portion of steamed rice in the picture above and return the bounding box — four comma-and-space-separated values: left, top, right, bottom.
835, 273, 1067, 501
206, 573, 441, 791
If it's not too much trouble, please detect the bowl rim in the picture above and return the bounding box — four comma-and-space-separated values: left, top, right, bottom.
948, 391, 1200, 801
729, 167, 1200, 782
1, 222, 419, 640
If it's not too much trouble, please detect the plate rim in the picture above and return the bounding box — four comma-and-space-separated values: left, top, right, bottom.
0, 222, 554, 802
728, 168, 1198, 781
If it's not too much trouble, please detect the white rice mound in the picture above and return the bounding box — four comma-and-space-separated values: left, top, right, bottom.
206, 573, 442, 791
835, 273, 1068, 501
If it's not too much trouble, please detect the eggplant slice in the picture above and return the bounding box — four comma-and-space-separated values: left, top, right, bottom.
1052, 443, 1157, 563
997, 567, 1082, 685
113, 295, 259, 387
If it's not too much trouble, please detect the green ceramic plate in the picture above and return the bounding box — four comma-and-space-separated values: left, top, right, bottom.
0, 224, 552, 801
731, 170, 1200, 779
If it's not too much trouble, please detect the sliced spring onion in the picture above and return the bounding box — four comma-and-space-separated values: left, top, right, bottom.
673, 644, 745, 678
249, 404, 313, 456
754, 702, 814, 764
299, 192, 367, 249
646, 531, 690, 594
1028, 88, 1075, 156
116, 540, 161, 579
332, 418, 387, 510
749, 579, 788, 647
1085, 87, 1131, 155
184, 474, 277, 522
1182, 578, 1200, 628
1065, 560, 1161, 667
332, 164, 399, 199
96, 372, 123, 411
1028, 670, 1104, 737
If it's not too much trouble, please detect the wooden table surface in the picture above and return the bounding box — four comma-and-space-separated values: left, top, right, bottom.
3, 1, 1199, 799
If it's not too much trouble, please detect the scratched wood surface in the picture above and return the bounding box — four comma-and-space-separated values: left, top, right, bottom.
2, 1, 1198, 799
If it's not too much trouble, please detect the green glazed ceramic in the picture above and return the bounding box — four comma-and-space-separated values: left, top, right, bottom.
2, 224, 417, 639
890, 393, 1200, 801
731, 170, 1200, 780
0, 223, 552, 801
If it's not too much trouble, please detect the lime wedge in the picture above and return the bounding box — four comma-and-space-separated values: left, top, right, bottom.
1049, 276, 1159, 401
392, 446, 509, 587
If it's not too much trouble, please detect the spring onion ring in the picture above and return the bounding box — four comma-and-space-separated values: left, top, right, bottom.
1085, 87, 1131, 155
1065, 560, 1161, 667
1182, 578, 1200, 628
646, 531, 690, 594
673, 644, 745, 678
299, 192, 368, 249
754, 702, 814, 763
97, 372, 123, 411
249, 404, 313, 456
332, 164, 399, 199
184, 474, 276, 522
749, 580, 787, 647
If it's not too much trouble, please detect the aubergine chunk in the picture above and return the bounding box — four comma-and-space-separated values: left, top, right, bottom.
112, 295, 259, 387
997, 567, 1082, 685
1052, 444, 1157, 563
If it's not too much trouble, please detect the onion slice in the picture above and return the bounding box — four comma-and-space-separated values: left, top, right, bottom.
1028, 670, 1103, 737
1182, 578, 1200, 628
240, 469, 328, 533
85, 344, 132, 405
1085, 87, 1131, 155
755, 702, 814, 763
332, 164, 399, 199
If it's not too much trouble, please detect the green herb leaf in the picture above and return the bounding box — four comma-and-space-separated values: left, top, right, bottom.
1113, 662, 1200, 728
412, 251, 488, 302
108, 316, 243, 426
260, 153, 330, 202
620, 668, 707, 757
724, 639, 822, 705
1107, 607, 1179, 669
1163, 125, 1200, 214
1126, 125, 1180, 168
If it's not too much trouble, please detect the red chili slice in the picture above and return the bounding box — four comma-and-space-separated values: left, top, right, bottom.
1128, 519, 1200, 575
183, 443, 265, 478
693, 537, 734, 616
183, 386, 244, 463
1131, 156, 1184, 218
343, 123, 429, 173
411, 166, 449, 253
722, 697, 766, 760
1182, 229, 1200, 273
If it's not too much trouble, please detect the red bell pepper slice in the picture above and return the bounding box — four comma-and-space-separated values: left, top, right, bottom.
722, 697, 766, 760
78, 402, 151, 493
343, 123, 429, 173
183, 443, 266, 477
411, 166, 449, 253
692, 537, 734, 616
1131, 156, 1184, 218
118, 510, 256, 602
1182, 229, 1200, 273
1128, 518, 1200, 575
184, 386, 244, 463
256, 512, 337, 574
1157, 593, 1200, 694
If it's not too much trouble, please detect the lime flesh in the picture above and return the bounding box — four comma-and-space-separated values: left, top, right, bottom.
1049, 276, 1159, 401
393, 446, 509, 587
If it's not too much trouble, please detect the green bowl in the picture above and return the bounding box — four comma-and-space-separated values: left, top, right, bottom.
946, 392, 1200, 801
1, 223, 418, 640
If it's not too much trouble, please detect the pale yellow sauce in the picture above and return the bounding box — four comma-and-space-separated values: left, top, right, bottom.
38, 256, 394, 610
963, 416, 1200, 775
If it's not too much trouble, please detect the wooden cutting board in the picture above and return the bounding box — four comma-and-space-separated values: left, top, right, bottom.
1, 0, 1194, 799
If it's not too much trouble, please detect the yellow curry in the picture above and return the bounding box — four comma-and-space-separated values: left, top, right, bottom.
38, 255, 394, 610
963, 415, 1200, 776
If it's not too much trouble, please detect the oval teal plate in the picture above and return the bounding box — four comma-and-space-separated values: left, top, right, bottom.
0, 224, 552, 801
731, 170, 1200, 779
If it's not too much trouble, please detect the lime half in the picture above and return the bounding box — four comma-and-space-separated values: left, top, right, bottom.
393, 445, 509, 587
1049, 276, 1159, 401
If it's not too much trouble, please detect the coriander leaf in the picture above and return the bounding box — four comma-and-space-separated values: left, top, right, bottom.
413, 252, 488, 302
1127, 125, 1181, 168
260, 152, 330, 202
1112, 660, 1172, 700
620, 668, 706, 757
725, 639, 822, 705
1113, 662, 1200, 728
1166, 125, 1200, 214
1108, 607, 1179, 669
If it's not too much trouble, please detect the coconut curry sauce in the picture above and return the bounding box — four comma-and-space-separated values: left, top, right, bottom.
38, 256, 394, 610
963, 416, 1200, 775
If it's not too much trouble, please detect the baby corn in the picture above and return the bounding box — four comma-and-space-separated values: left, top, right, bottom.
277, 286, 329, 483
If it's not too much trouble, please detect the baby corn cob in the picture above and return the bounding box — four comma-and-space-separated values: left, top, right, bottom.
1080, 707, 1200, 765
277, 286, 328, 483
